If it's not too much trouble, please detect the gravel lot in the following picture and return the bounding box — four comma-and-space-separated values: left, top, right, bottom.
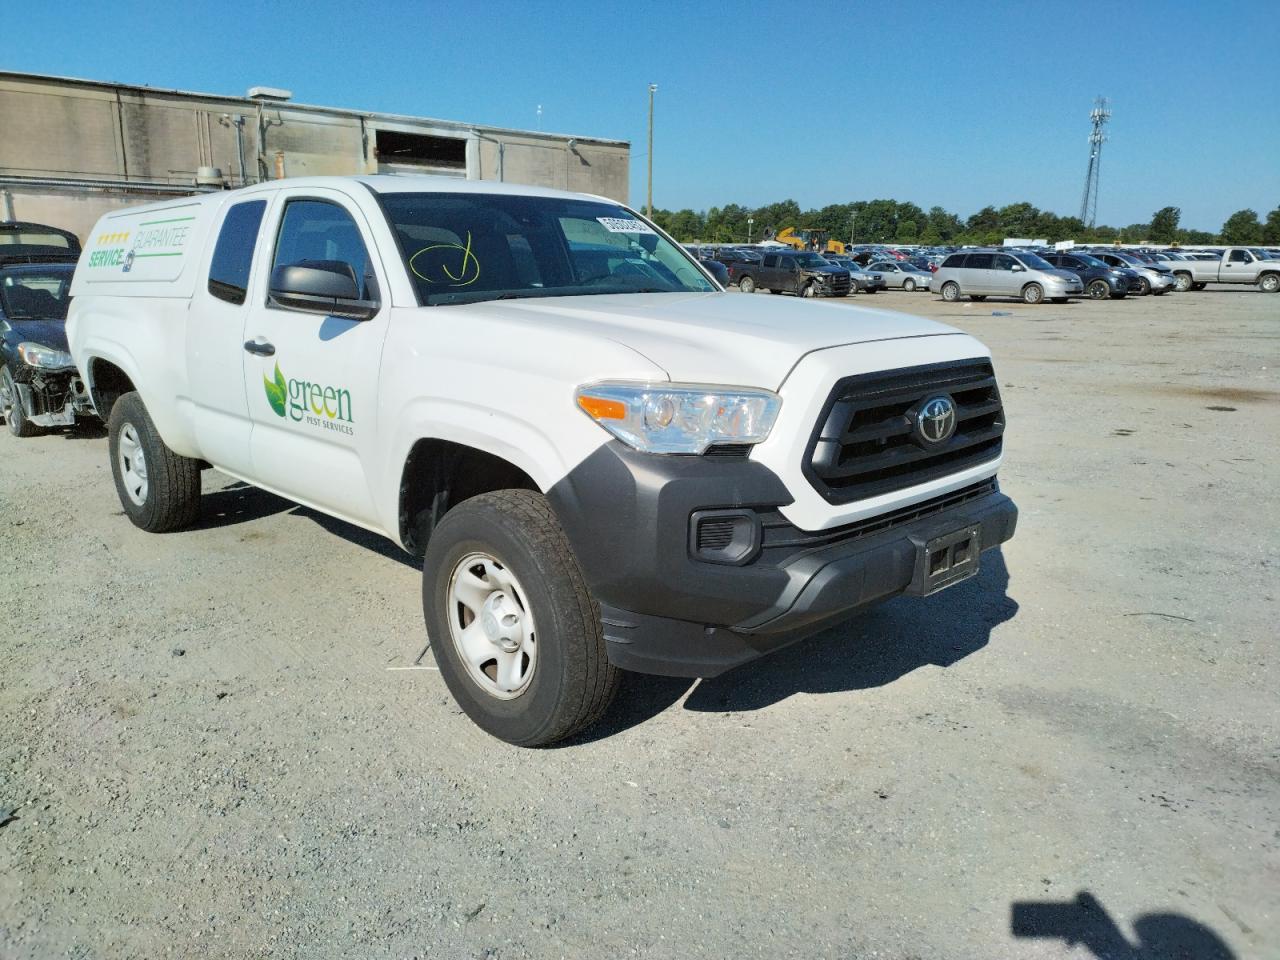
1, 284, 1276, 959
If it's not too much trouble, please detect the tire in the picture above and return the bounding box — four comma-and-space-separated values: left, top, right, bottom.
1173, 272, 1193, 293
940, 282, 960, 302
738, 275, 756, 294
108, 391, 201, 533
1087, 279, 1110, 300
800, 282, 815, 298
422, 490, 619, 747
903, 278, 916, 292
2, 367, 41, 438
1135, 277, 1151, 296
1260, 273, 1280, 293
1022, 283, 1045, 305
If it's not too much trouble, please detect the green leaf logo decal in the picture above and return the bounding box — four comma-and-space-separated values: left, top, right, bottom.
263, 361, 287, 418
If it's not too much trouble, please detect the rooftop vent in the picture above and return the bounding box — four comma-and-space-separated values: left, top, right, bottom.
247, 86, 292, 102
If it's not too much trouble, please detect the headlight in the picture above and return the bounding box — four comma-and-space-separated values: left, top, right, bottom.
575, 381, 781, 454
17, 342, 75, 369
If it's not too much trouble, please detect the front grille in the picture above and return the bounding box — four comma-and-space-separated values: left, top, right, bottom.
821, 274, 852, 296
805, 360, 1004, 503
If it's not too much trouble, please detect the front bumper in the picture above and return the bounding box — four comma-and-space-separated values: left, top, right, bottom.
548, 442, 1016, 678
6, 365, 94, 427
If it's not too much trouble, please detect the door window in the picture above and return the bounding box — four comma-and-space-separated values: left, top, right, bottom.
1228, 249, 1251, 263
782, 257, 796, 270
966, 254, 993, 269
208, 199, 267, 305
272, 199, 374, 298
993, 255, 1016, 271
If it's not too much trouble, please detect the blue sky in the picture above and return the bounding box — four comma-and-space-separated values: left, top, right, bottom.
7, 0, 1276, 231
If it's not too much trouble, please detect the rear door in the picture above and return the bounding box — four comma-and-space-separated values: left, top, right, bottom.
186, 196, 270, 476
239, 186, 392, 526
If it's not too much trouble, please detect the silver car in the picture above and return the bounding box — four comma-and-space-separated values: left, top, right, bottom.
933, 250, 1084, 304
865, 260, 933, 292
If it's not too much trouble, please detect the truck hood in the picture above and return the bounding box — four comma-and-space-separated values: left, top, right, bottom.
453, 291, 960, 389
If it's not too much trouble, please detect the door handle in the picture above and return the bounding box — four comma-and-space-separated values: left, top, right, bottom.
243, 339, 276, 357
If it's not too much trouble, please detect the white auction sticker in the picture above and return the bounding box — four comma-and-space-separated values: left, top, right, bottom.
597, 217, 656, 234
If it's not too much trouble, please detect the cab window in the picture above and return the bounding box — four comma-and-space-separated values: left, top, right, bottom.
1228, 249, 1251, 263
272, 199, 374, 298
207, 199, 267, 305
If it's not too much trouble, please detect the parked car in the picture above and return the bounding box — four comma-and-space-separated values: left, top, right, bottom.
1163, 247, 1280, 293
67, 175, 1015, 745
1085, 251, 1175, 295
933, 250, 1084, 304
0, 223, 95, 436
865, 260, 933, 292
701, 258, 730, 285
1041, 252, 1136, 300
822, 255, 886, 293
734, 250, 851, 297
715, 247, 761, 267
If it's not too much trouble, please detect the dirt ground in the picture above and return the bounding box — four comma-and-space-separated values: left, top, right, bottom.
1, 284, 1276, 959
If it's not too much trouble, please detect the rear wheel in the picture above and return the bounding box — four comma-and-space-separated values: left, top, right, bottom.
108, 391, 201, 532
422, 489, 619, 747
940, 282, 960, 302
903, 278, 916, 292
1174, 272, 1193, 292
738, 275, 755, 294
2, 367, 41, 438
1087, 279, 1110, 300
1022, 283, 1045, 305
1260, 273, 1280, 293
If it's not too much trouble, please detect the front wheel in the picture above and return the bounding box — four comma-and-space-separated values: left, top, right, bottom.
940, 282, 960, 302
903, 278, 916, 292
1174, 272, 1193, 293
1134, 277, 1151, 296
800, 282, 815, 298
1022, 283, 1045, 305
2, 367, 41, 438
1087, 279, 1110, 300
738, 275, 756, 294
423, 490, 619, 747
108, 392, 201, 532
1260, 273, 1280, 293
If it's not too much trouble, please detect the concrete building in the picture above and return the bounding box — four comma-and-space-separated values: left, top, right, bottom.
0, 71, 630, 241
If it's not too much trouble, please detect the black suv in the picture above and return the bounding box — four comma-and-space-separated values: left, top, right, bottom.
1042, 251, 1137, 300
0, 221, 94, 437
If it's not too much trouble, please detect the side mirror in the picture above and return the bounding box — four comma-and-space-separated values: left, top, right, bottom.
1011, 264, 1026, 272
269, 260, 379, 320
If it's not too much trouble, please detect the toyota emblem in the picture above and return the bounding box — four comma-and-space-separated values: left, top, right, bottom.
916, 395, 957, 444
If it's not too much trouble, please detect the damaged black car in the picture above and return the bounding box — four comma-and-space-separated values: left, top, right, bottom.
0, 222, 94, 437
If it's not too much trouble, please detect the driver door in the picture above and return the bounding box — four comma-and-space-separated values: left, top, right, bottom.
240, 187, 391, 526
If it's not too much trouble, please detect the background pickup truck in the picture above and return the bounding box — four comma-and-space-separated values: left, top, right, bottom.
1168, 248, 1280, 293
732, 250, 851, 297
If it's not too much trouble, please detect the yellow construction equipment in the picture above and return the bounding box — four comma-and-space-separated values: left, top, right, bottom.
775, 227, 845, 255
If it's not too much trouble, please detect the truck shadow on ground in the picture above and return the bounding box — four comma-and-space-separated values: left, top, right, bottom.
1011, 891, 1236, 959
570, 548, 1017, 743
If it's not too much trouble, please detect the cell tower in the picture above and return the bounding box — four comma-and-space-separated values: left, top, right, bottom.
1079, 96, 1110, 227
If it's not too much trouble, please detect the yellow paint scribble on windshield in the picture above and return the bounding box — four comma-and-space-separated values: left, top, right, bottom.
408, 231, 481, 287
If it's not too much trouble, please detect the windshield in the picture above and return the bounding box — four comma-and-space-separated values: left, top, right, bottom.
0, 264, 75, 320
1116, 254, 1144, 265
380, 193, 715, 305
793, 252, 831, 267
1013, 252, 1055, 270
1075, 254, 1108, 268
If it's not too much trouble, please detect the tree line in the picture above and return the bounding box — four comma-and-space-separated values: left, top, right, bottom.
648, 200, 1280, 248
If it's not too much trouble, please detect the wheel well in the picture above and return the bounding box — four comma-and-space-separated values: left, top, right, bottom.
399, 439, 538, 556
86, 359, 135, 421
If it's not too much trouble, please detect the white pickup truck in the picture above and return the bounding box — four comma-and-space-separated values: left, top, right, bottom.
1167, 248, 1280, 293
67, 176, 1016, 745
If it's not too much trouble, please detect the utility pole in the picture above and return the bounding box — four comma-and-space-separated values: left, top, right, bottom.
646, 83, 657, 219
1079, 96, 1110, 228
747, 216, 754, 244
